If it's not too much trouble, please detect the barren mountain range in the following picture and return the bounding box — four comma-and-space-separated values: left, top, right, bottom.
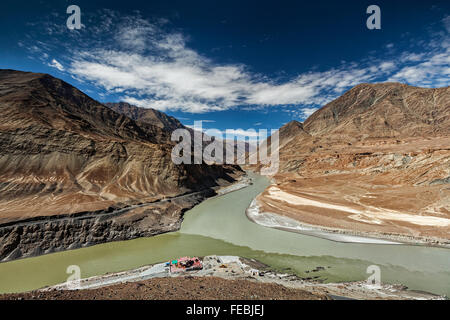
105, 102, 184, 132
255, 83, 450, 244
0, 69, 449, 262
0, 69, 242, 261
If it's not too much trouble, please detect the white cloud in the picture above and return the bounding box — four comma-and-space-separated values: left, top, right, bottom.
400, 52, 425, 62
301, 107, 319, 118
388, 49, 450, 87
379, 61, 395, 72
115, 20, 156, 52
48, 59, 64, 71
68, 40, 397, 112
28, 11, 450, 113
55, 12, 407, 113
443, 15, 450, 33
224, 129, 260, 137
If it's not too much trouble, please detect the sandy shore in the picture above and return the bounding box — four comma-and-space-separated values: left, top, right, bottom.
266, 186, 450, 227
246, 199, 402, 244
12, 255, 444, 300
247, 195, 450, 248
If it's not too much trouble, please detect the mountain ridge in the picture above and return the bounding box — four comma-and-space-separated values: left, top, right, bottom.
0, 69, 243, 261
254, 82, 450, 243
105, 102, 184, 133
303, 82, 450, 139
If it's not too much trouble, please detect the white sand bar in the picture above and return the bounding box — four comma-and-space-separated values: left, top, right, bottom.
266, 187, 450, 227
246, 199, 400, 244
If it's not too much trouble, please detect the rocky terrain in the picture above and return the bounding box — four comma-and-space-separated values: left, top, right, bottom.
253, 83, 450, 243
105, 102, 185, 144
0, 69, 242, 261
0, 276, 327, 300
107, 101, 253, 164
106, 102, 184, 132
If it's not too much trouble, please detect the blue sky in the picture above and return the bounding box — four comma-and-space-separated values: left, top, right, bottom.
0, 0, 449, 136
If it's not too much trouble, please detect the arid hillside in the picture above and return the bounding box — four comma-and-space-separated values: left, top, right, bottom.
0, 70, 240, 222
105, 102, 186, 144
255, 83, 450, 243
0, 69, 242, 261
105, 102, 184, 132
304, 83, 450, 138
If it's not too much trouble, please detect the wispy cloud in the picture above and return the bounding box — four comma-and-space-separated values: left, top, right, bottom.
301, 108, 319, 118
443, 15, 450, 33
386, 19, 450, 88
22, 10, 450, 114
48, 59, 65, 71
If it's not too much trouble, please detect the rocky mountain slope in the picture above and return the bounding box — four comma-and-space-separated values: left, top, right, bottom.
105, 102, 184, 132
254, 83, 450, 243
105, 102, 184, 143
303, 83, 449, 139
107, 101, 253, 164
0, 69, 242, 261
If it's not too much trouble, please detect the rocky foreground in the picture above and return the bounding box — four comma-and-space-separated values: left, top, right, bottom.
0, 277, 327, 300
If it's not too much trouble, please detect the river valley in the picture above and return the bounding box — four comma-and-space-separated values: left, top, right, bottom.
0, 172, 449, 296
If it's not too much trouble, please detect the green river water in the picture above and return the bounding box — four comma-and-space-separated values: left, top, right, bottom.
0, 172, 449, 295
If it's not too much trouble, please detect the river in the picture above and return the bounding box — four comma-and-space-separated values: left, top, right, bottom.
0, 172, 449, 295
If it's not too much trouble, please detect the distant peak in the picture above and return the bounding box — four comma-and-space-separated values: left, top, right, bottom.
105, 102, 184, 132
278, 120, 310, 140
0, 69, 50, 83
282, 120, 303, 129
349, 82, 412, 92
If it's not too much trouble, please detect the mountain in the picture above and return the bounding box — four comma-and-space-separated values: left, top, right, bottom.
303, 83, 450, 139
0, 69, 242, 261
105, 102, 184, 132
255, 83, 450, 244
107, 101, 254, 164
276, 120, 310, 149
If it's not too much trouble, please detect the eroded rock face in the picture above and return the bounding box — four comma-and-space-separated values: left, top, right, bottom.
0, 190, 214, 262
254, 83, 450, 241
0, 69, 243, 260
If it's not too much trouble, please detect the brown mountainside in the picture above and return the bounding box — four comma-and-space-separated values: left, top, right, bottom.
303, 83, 450, 139
105, 101, 184, 137
0, 70, 239, 224
255, 83, 450, 242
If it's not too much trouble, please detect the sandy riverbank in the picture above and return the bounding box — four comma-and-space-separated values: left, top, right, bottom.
248, 189, 450, 248
246, 199, 401, 244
